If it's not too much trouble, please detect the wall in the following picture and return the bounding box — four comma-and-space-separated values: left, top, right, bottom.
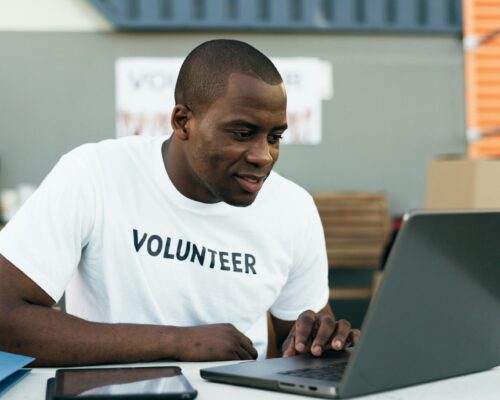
0, 0, 111, 31
0, 3, 466, 215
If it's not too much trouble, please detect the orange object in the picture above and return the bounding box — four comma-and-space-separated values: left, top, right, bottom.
464, 0, 500, 158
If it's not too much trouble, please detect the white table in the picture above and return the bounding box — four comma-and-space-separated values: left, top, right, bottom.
3, 361, 500, 400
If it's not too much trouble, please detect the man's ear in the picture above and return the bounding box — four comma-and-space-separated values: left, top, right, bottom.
171, 104, 191, 140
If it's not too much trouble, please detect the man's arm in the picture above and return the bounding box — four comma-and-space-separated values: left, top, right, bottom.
271, 304, 360, 358
0, 255, 257, 366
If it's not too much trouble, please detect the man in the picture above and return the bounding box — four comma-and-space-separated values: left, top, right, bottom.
0, 39, 359, 366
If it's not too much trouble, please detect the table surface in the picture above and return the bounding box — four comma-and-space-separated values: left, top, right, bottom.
3, 361, 500, 400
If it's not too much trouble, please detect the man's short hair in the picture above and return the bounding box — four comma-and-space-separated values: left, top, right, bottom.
174, 39, 283, 113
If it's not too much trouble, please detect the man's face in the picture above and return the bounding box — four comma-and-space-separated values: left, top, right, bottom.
180, 73, 287, 207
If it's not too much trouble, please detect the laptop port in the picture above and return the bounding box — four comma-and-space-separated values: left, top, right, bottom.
309, 386, 318, 391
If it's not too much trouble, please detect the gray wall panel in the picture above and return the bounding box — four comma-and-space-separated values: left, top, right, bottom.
0, 32, 466, 214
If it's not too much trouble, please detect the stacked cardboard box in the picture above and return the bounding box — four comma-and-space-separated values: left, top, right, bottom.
426, 156, 500, 209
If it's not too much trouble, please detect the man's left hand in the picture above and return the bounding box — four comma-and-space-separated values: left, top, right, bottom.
281, 309, 360, 357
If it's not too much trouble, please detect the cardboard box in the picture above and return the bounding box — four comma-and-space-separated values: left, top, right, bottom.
426, 156, 500, 209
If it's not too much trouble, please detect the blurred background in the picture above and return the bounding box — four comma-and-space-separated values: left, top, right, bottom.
1, 0, 498, 326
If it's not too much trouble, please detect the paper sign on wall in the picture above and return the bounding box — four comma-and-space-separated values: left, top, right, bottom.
115, 57, 332, 144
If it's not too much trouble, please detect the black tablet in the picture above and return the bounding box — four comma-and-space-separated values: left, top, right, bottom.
53, 366, 197, 400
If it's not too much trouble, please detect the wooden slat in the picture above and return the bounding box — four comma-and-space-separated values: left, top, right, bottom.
329, 288, 372, 300
323, 226, 389, 236
327, 251, 382, 261
328, 248, 383, 258
329, 260, 381, 269
325, 237, 389, 245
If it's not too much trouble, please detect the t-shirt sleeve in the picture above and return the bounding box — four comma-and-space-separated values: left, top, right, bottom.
270, 195, 329, 321
0, 150, 96, 302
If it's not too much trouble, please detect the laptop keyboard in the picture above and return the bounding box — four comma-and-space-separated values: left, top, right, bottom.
278, 361, 348, 381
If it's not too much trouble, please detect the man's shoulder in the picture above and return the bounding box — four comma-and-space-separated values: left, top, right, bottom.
262, 172, 315, 208
266, 171, 312, 196
62, 136, 159, 165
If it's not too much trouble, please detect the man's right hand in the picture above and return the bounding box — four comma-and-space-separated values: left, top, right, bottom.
175, 323, 258, 361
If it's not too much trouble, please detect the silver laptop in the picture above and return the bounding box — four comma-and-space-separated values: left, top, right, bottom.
200, 210, 500, 398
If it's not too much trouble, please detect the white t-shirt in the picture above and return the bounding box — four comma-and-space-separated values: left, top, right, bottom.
0, 136, 329, 358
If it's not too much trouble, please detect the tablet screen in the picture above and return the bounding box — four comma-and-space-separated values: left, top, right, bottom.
55, 366, 195, 398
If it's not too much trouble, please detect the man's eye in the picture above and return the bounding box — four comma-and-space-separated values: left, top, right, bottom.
268, 134, 283, 144
233, 131, 253, 140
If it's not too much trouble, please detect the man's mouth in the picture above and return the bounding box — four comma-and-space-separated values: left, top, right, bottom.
234, 174, 266, 194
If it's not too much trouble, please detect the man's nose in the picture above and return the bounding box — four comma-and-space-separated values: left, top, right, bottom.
245, 138, 275, 167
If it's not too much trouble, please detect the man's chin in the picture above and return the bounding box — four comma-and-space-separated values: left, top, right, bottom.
223, 193, 259, 207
